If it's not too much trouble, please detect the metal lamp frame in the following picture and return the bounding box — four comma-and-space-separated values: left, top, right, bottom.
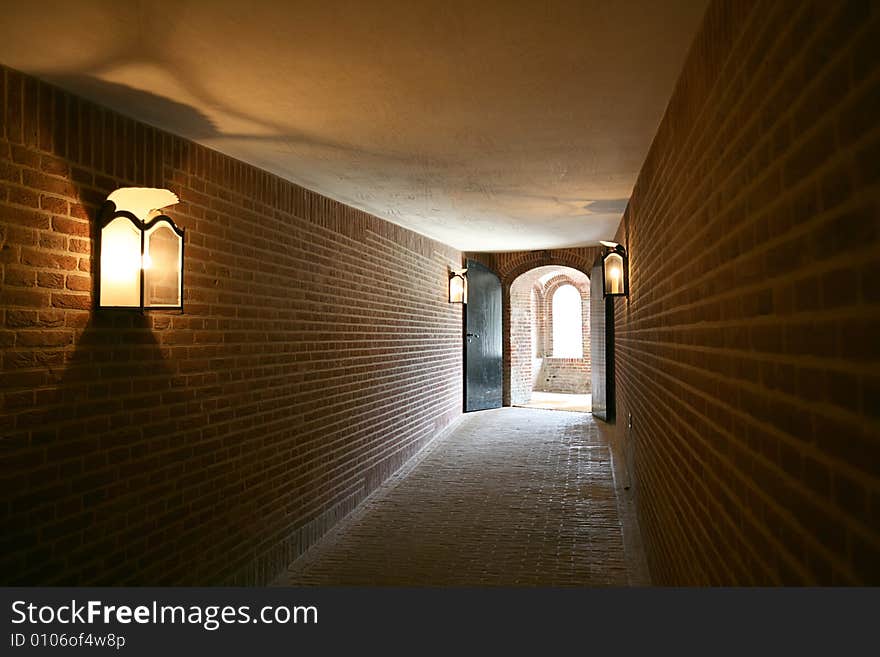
97, 200, 185, 312
601, 244, 629, 298
449, 269, 467, 304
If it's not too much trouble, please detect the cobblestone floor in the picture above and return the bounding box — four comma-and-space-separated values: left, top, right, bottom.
276, 407, 635, 586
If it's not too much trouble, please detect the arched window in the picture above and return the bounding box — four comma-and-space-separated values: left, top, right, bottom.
552, 284, 583, 358
530, 288, 539, 360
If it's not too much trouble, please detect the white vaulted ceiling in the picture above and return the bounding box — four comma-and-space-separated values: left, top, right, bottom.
0, 0, 707, 251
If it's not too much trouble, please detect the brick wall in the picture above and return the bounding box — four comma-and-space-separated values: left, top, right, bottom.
533, 360, 590, 395
609, 0, 880, 584
0, 65, 463, 584
509, 280, 540, 405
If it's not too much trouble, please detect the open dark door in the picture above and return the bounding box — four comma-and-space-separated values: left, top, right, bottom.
464, 259, 502, 411
591, 256, 615, 422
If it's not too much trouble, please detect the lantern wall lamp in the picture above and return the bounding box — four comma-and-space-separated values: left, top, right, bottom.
449, 268, 467, 303
599, 240, 629, 298
98, 187, 185, 312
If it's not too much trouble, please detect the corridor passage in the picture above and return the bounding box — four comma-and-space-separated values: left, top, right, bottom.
277, 408, 636, 586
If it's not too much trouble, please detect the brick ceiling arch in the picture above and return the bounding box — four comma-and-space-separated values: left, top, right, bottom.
509, 265, 589, 295
497, 249, 599, 286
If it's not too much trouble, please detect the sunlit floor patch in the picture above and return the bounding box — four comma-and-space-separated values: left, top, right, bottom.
518, 391, 591, 413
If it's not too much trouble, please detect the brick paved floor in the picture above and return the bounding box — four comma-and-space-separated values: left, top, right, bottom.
276, 407, 638, 586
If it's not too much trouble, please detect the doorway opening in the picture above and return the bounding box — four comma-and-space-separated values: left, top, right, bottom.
510, 265, 591, 413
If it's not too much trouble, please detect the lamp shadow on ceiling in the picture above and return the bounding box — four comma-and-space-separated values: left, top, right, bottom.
44, 73, 428, 168
44, 73, 222, 141
38, 74, 633, 250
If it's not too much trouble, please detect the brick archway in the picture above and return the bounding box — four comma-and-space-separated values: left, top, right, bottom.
463, 249, 601, 406
506, 265, 591, 407
499, 254, 594, 287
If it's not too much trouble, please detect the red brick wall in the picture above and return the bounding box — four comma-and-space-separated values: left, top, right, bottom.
610, 0, 880, 584
533, 360, 590, 395
0, 65, 463, 584
509, 279, 540, 405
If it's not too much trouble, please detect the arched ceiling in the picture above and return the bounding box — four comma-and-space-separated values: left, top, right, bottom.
0, 0, 708, 251
511, 265, 589, 293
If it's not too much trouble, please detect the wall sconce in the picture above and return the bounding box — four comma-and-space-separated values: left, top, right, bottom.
98, 188, 184, 311
600, 241, 628, 298
449, 268, 467, 303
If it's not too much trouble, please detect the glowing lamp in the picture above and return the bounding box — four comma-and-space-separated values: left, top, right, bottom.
98, 188, 184, 311
600, 240, 628, 298
449, 269, 467, 303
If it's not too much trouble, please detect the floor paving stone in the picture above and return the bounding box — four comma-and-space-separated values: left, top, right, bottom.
277, 407, 634, 586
